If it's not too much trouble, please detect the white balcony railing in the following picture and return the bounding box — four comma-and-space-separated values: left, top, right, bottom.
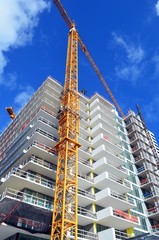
3, 168, 55, 189
27, 155, 56, 170
110, 190, 135, 205
0, 188, 53, 210
78, 206, 96, 219
108, 173, 131, 189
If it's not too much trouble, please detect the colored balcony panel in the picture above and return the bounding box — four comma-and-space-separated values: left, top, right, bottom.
97, 207, 140, 230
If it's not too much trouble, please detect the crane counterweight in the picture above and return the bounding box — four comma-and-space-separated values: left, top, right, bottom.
6, 107, 15, 120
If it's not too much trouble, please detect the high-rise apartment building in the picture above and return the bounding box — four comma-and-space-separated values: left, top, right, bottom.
0, 77, 158, 240
124, 110, 159, 237
148, 130, 159, 162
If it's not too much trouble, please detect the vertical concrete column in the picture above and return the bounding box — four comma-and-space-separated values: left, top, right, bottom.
126, 209, 134, 237
90, 157, 97, 234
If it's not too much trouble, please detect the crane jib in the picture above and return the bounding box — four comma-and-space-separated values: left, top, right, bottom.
53, 0, 125, 117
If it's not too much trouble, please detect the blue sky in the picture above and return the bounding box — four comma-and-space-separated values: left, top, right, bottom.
0, 0, 159, 143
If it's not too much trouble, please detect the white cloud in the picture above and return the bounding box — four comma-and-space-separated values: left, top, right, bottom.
0, 0, 50, 85
14, 86, 34, 110
155, 0, 159, 16
0, 73, 17, 89
115, 65, 141, 83
112, 33, 144, 64
112, 33, 145, 83
144, 96, 159, 122
152, 52, 159, 76
0, 51, 7, 76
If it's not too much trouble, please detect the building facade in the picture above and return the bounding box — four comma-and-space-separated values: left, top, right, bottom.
124, 110, 159, 236
0, 77, 158, 240
148, 130, 159, 162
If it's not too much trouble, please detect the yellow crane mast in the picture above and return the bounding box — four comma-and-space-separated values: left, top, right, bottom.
51, 24, 80, 240
51, 0, 125, 239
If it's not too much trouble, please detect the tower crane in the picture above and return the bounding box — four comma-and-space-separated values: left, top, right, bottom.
51, 1, 125, 239
53, 0, 125, 118
51, 23, 80, 239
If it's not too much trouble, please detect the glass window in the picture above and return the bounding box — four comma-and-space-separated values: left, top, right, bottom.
140, 216, 148, 230
134, 199, 144, 213
96, 224, 107, 232
130, 186, 140, 198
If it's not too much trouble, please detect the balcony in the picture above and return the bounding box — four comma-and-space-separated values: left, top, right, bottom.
140, 178, 153, 190
78, 171, 93, 189
79, 146, 92, 159
93, 157, 129, 178
44, 89, 60, 106
40, 105, 58, 119
91, 123, 119, 143
90, 94, 113, 108
143, 192, 158, 204
2, 161, 93, 194
24, 140, 57, 164
80, 125, 90, 136
46, 79, 62, 95
90, 115, 118, 136
79, 98, 88, 111
98, 228, 130, 240
92, 134, 123, 155
0, 189, 96, 233
94, 171, 132, 193
147, 206, 159, 220
60, 228, 98, 240
131, 145, 141, 154
93, 145, 126, 165
134, 155, 143, 163
0, 214, 50, 238
20, 155, 57, 180
4, 124, 33, 156
129, 135, 138, 144
90, 114, 118, 135
96, 188, 136, 211
97, 207, 140, 230
79, 134, 90, 148
90, 99, 115, 121
28, 128, 59, 146
0, 188, 52, 238
34, 116, 58, 136
77, 229, 98, 240
78, 158, 92, 174
80, 108, 89, 119
152, 224, 159, 234
90, 111, 118, 130
42, 96, 59, 114
127, 127, 135, 135
0, 168, 55, 197
0, 188, 53, 211
78, 188, 95, 207
21, 154, 93, 189
137, 166, 145, 174
0, 137, 30, 171
30, 106, 58, 132
78, 206, 96, 225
